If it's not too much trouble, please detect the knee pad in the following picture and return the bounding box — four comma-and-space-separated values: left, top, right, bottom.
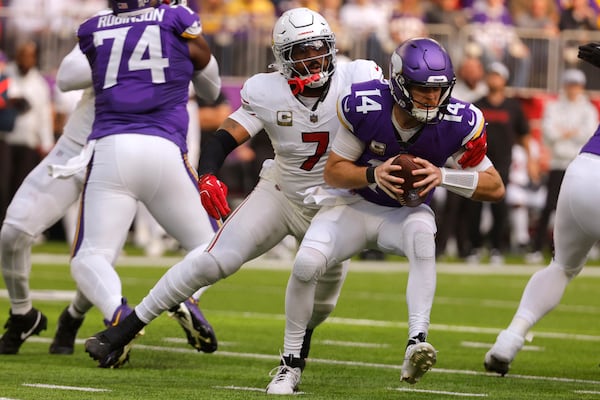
293, 247, 327, 283
403, 221, 435, 261
0, 223, 35, 255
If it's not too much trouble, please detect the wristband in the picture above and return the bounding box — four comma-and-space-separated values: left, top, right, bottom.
366, 166, 376, 184
440, 167, 478, 198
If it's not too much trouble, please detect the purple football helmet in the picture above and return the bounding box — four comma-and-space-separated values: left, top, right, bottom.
389, 38, 455, 123
111, 0, 154, 14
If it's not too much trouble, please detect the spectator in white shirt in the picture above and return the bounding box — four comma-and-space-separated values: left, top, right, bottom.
0, 40, 54, 219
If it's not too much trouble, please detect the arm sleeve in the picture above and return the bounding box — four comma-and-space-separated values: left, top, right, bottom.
56, 45, 92, 92
198, 128, 239, 175
192, 55, 221, 102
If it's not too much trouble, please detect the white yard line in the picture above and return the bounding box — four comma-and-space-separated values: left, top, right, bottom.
574, 390, 600, 395
213, 385, 307, 395
391, 387, 488, 397
461, 341, 544, 352
10, 304, 600, 342
316, 339, 391, 348
29, 253, 600, 276
126, 345, 600, 386
21, 383, 110, 392
212, 385, 266, 392
18, 338, 600, 387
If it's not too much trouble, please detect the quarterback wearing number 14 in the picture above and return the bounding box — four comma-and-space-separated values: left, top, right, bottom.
283, 38, 506, 389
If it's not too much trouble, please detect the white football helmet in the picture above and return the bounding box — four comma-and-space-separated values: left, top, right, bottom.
271, 7, 336, 92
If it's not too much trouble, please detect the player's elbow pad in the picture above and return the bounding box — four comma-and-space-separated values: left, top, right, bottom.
192, 55, 221, 102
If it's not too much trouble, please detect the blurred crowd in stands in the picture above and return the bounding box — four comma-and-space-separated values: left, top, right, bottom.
1, 0, 600, 264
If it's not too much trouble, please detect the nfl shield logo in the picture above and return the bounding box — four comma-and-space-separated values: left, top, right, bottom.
310, 113, 318, 123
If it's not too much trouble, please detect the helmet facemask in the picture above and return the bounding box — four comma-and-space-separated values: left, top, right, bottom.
391, 76, 454, 123
278, 38, 336, 93
271, 8, 337, 95
389, 38, 456, 124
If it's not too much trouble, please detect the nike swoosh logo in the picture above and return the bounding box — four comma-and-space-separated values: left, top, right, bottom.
198, 335, 212, 344
111, 309, 123, 327
468, 113, 475, 126
20, 312, 43, 340
343, 98, 350, 113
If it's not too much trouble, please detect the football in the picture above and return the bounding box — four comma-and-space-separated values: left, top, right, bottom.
390, 153, 427, 207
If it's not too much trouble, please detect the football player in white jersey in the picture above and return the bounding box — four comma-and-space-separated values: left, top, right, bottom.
83, 7, 384, 375
0, 46, 95, 355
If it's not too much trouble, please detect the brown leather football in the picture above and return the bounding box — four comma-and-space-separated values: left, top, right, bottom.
390, 154, 427, 207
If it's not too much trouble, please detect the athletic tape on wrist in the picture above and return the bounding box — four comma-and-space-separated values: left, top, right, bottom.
440, 167, 478, 198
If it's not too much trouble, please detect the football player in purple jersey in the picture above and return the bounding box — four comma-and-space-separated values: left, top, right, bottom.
484, 42, 600, 376
266, 37, 505, 391
66, 0, 221, 367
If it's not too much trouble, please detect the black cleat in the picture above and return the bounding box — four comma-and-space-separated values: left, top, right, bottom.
85, 298, 144, 368
85, 333, 131, 368
0, 308, 48, 354
49, 307, 84, 355
85, 299, 135, 368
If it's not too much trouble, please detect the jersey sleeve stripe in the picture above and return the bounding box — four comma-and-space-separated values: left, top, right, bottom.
337, 96, 354, 133
463, 105, 485, 144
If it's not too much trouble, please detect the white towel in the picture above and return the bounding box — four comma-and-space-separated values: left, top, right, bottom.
48, 140, 96, 178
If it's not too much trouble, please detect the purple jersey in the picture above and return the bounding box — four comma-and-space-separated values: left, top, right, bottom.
78, 5, 201, 152
338, 79, 486, 207
580, 125, 600, 155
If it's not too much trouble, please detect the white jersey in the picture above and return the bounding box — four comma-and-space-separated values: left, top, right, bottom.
62, 87, 95, 146
229, 60, 383, 208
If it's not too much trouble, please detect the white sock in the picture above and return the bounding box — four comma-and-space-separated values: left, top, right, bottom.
509, 261, 570, 337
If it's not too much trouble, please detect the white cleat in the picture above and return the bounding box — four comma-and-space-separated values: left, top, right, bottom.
484, 329, 525, 376
266, 355, 304, 395
401, 342, 437, 384
266, 365, 302, 395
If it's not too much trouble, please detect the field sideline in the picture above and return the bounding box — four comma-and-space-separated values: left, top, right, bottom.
1, 250, 599, 399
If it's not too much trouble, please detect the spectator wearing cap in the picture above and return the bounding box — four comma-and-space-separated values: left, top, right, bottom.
465, 62, 537, 265
526, 68, 599, 264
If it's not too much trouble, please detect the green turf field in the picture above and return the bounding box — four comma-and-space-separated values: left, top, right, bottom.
1, 247, 599, 399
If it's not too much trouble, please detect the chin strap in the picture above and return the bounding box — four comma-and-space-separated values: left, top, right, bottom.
287, 73, 324, 95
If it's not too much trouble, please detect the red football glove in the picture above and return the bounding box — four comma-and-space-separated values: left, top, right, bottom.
199, 174, 230, 220
458, 130, 487, 168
